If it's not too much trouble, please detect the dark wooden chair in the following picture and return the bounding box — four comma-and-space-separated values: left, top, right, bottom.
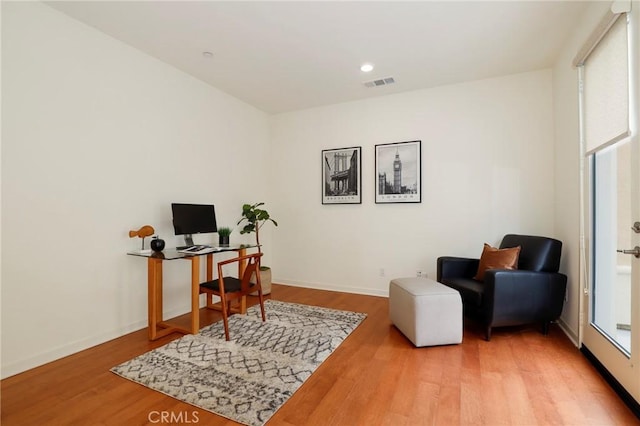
199, 252, 266, 340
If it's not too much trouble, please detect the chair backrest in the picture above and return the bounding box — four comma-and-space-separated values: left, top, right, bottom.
500, 234, 562, 272
240, 252, 262, 293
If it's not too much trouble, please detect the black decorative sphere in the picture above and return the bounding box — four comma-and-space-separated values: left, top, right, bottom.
151, 237, 165, 252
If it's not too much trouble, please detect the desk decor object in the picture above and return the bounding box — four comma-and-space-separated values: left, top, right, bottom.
217, 226, 232, 246
111, 300, 366, 426
322, 146, 362, 204
150, 236, 165, 252
375, 140, 421, 203
128, 225, 155, 249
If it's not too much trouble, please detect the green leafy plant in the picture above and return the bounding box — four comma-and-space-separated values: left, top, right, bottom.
217, 226, 233, 237
237, 202, 278, 253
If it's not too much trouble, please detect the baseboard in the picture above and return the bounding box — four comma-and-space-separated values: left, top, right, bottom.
580, 345, 640, 419
1, 304, 192, 380
1, 321, 142, 379
272, 286, 585, 351
2, 283, 381, 380
556, 318, 579, 347
275, 278, 388, 298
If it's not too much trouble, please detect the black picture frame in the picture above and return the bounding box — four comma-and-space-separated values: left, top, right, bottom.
375, 140, 421, 203
322, 146, 362, 204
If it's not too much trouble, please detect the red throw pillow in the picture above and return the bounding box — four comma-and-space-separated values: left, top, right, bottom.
474, 243, 521, 281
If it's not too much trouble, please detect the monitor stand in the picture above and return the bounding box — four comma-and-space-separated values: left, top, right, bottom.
183, 234, 194, 247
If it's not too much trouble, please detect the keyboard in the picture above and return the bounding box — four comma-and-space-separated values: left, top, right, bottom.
177, 245, 216, 254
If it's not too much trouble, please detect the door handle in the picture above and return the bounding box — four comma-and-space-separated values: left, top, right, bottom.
632, 222, 640, 233
617, 246, 640, 258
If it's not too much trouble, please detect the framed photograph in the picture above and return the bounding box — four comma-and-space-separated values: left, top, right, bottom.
322, 146, 362, 204
375, 140, 421, 203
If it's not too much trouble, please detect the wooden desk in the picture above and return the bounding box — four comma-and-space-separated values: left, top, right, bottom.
128, 245, 256, 340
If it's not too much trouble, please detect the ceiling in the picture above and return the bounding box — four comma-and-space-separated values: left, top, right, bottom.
46, 1, 590, 114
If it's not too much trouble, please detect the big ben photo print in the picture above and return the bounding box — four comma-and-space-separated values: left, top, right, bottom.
375, 140, 421, 204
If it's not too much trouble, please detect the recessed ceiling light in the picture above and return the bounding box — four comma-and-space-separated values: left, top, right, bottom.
360, 63, 374, 73
202, 51, 214, 58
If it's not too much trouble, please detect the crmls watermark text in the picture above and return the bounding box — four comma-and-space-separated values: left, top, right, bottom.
148, 411, 199, 424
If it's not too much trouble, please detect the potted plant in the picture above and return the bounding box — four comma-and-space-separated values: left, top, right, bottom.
217, 226, 232, 246
237, 202, 278, 295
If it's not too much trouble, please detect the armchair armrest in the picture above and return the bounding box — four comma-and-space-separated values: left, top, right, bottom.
483, 269, 567, 325
437, 256, 480, 281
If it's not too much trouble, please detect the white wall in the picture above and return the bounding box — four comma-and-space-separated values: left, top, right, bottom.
552, 1, 612, 344
1, 1, 589, 379
1, 2, 270, 378
270, 70, 557, 296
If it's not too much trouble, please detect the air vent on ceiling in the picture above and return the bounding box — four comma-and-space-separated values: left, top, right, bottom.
363, 77, 396, 88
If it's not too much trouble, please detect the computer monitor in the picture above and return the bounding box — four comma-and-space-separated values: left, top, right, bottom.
171, 203, 217, 247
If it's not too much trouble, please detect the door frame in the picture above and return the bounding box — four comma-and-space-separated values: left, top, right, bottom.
578, 5, 640, 406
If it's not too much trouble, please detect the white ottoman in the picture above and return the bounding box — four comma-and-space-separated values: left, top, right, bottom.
389, 277, 463, 347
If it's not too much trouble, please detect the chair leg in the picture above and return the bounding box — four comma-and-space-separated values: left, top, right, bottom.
258, 288, 266, 322
485, 326, 492, 341
542, 321, 550, 335
220, 295, 230, 341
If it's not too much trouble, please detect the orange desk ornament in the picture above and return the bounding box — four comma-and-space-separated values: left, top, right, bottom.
129, 225, 155, 250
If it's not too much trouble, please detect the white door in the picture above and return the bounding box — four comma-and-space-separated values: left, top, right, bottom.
583, 137, 639, 401
581, 7, 639, 404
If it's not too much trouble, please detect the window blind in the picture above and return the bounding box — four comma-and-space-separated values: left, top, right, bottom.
583, 14, 630, 154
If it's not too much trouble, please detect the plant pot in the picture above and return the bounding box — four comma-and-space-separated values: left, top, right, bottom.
218, 235, 230, 246
250, 266, 271, 295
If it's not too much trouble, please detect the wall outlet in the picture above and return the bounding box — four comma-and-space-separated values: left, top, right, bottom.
379, 268, 385, 277
416, 270, 423, 278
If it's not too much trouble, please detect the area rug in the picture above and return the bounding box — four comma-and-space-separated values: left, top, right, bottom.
111, 300, 367, 426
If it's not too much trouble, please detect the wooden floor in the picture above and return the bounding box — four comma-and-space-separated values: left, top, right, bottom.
2, 284, 638, 426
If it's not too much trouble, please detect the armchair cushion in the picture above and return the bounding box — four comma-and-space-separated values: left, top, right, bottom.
441, 277, 485, 307
474, 243, 521, 281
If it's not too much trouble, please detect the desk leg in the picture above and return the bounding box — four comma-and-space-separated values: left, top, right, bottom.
206, 254, 213, 307
147, 257, 163, 340
146, 256, 197, 341
238, 248, 247, 314
191, 255, 200, 334
238, 248, 247, 277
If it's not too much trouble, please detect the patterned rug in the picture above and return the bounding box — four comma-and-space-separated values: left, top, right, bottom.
111, 300, 367, 426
